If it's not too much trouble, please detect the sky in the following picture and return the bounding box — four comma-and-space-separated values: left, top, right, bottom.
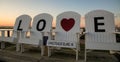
0, 0, 120, 27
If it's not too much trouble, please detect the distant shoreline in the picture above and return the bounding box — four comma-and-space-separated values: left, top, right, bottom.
0, 26, 13, 29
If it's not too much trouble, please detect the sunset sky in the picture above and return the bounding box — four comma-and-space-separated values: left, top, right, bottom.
0, 0, 120, 27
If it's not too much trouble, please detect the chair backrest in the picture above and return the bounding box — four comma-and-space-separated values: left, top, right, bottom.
55, 11, 80, 42
13, 15, 32, 31
12, 15, 32, 38
30, 13, 53, 39
85, 10, 117, 50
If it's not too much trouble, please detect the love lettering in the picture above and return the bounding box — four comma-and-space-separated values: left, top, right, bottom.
16, 11, 113, 32
61, 18, 75, 31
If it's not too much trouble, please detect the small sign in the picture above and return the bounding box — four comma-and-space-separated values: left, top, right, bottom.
47, 41, 76, 48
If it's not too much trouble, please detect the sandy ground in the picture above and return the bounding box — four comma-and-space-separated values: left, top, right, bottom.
0, 43, 119, 62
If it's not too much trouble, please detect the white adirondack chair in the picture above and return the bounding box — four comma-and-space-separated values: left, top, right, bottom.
18, 13, 53, 56
47, 11, 81, 60
85, 10, 120, 62
0, 15, 32, 51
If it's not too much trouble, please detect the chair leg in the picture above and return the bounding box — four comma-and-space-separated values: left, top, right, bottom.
1, 42, 5, 49
16, 43, 20, 52
41, 46, 44, 56
76, 49, 78, 61
85, 49, 87, 62
20, 44, 24, 53
48, 46, 51, 57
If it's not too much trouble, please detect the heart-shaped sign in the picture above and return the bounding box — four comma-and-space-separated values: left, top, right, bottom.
61, 18, 75, 31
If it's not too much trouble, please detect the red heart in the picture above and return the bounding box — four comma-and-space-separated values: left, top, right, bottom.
61, 18, 75, 31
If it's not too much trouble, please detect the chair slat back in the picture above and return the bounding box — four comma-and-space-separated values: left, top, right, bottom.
85, 10, 117, 50
13, 15, 32, 38
30, 13, 53, 39
55, 11, 80, 42
14, 15, 32, 31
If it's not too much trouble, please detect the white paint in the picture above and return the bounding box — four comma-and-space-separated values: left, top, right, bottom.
85, 10, 120, 50
47, 11, 81, 48
19, 13, 53, 45
85, 10, 120, 62
47, 11, 81, 60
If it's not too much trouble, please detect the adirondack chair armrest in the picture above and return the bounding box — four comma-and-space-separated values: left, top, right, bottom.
113, 32, 120, 34
14, 30, 27, 33
79, 32, 88, 37
49, 30, 58, 39
46, 31, 55, 40
13, 30, 29, 38
40, 31, 51, 35
76, 32, 80, 34
42, 31, 51, 33
83, 32, 88, 34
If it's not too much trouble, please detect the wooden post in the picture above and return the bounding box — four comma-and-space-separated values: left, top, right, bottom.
1, 30, 5, 49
